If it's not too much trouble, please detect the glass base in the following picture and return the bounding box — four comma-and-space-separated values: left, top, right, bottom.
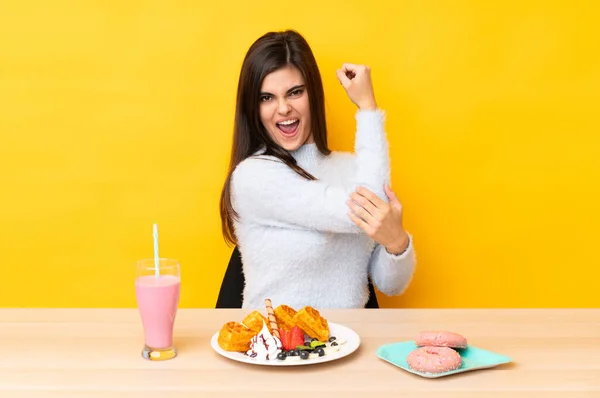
142, 345, 177, 361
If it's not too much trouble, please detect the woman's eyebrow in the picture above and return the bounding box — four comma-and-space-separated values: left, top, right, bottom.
286, 84, 305, 93
260, 85, 305, 96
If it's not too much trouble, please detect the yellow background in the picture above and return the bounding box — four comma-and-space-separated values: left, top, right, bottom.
1, 1, 599, 308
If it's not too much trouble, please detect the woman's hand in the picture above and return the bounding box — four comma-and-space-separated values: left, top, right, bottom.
336, 63, 378, 111
347, 185, 410, 255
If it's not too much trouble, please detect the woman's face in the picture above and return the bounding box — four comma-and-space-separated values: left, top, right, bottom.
259, 65, 313, 151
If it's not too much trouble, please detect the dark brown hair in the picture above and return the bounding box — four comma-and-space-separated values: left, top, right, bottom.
219, 30, 331, 246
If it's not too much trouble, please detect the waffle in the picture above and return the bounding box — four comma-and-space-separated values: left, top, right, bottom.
217, 321, 256, 352
292, 306, 329, 341
242, 310, 272, 334
274, 304, 297, 331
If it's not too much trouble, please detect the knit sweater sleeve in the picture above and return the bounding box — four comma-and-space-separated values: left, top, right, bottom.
368, 235, 416, 296
231, 109, 390, 233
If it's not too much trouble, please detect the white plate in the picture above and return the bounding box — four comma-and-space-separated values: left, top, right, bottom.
210, 322, 360, 366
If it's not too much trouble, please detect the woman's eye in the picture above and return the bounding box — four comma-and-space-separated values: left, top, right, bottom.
260, 95, 272, 102
290, 89, 303, 96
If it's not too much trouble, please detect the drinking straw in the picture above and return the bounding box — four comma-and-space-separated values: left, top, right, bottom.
153, 223, 160, 278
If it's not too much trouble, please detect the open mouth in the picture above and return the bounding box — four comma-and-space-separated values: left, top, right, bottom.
276, 119, 300, 136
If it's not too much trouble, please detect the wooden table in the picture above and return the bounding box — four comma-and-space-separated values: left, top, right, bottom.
1, 309, 599, 397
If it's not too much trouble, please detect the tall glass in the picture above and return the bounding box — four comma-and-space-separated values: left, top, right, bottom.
135, 258, 181, 361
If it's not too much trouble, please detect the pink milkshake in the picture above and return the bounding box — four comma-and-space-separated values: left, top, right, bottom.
135, 258, 181, 360
136, 275, 180, 348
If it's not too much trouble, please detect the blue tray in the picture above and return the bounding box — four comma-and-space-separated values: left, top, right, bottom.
376, 341, 512, 378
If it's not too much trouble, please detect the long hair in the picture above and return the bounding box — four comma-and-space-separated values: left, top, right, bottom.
219, 30, 331, 246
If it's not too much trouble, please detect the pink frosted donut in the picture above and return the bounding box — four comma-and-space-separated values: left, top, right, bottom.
415, 331, 467, 349
406, 346, 462, 374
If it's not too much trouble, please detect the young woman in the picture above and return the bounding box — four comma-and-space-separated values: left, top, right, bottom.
219, 30, 416, 309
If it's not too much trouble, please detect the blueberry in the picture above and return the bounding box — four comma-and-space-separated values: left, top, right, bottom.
331, 341, 338, 346
315, 347, 325, 357
277, 352, 286, 360
304, 341, 312, 347
287, 350, 297, 356
294, 348, 301, 356
328, 336, 337, 343
300, 351, 309, 360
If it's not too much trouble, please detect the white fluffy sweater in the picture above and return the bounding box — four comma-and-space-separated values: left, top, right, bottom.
231, 109, 416, 309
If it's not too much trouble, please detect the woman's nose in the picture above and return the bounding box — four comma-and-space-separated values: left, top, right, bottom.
277, 99, 291, 114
